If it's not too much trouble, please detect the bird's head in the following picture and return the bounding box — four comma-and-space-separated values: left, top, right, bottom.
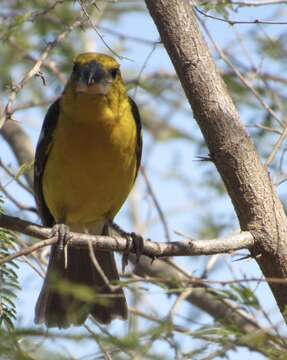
69, 52, 123, 96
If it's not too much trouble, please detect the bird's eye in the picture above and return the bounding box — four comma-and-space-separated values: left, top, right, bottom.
109, 68, 119, 79
73, 63, 80, 74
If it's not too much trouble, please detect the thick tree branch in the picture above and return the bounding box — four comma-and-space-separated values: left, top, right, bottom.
0, 214, 254, 265
144, 0, 287, 320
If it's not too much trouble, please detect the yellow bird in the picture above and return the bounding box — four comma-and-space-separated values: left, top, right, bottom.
34, 53, 142, 328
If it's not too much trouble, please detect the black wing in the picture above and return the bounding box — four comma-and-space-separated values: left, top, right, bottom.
34, 99, 60, 227
128, 97, 142, 181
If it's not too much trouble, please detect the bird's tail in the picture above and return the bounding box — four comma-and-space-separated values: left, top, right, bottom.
35, 226, 127, 328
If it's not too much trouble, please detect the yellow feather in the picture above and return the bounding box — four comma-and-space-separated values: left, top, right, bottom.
42, 54, 138, 228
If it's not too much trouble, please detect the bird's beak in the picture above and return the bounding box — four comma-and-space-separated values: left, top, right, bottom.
76, 80, 111, 95
75, 61, 112, 95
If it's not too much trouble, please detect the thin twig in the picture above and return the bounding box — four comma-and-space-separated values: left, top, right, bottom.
0, 183, 37, 213
250, 124, 282, 135
265, 124, 287, 166
198, 15, 284, 127
0, 236, 57, 265
79, 0, 124, 60
195, 6, 287, 25
198, 0, 287, 7
87, 239, 119, 292
0, 18, 83, 129
98, 25, 156, 45
0, 159, 33, 194
141, 167, 172, 242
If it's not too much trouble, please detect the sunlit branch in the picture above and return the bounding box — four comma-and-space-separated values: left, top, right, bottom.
0, 213, 254, 266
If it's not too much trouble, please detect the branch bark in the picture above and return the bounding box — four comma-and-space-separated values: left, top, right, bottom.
0, 214, 254, 265
144, 0, 287, 319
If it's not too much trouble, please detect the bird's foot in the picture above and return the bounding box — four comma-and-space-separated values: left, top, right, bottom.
122, 231, 144, 272
109, 222, 145, 271
50, 224, 71, 261
130, 232, 144, 264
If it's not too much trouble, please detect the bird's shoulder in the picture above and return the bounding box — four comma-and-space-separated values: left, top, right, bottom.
34, 98, 61, 226
128, 96, 142, 178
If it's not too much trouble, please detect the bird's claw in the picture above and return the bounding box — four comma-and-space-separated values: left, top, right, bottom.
121, 231, 145, 272
122, 236, 131, 273
130, 232, 144, 264
50, 224, 71, 257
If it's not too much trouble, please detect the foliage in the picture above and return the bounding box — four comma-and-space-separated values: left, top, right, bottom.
0, 199, 20, 330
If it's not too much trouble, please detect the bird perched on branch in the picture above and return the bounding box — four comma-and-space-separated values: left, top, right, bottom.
34, 53, 142, 328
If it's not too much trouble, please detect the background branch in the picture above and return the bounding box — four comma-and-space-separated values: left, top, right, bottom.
132, 255, 284, 357
1, 121, 34, 189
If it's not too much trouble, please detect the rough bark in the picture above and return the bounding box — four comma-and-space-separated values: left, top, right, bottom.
144, 0, 287, 319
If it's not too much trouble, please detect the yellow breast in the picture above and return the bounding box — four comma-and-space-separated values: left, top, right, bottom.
43, 93, 138, 225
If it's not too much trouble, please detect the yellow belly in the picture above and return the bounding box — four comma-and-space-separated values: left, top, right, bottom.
43, 103, 137, 225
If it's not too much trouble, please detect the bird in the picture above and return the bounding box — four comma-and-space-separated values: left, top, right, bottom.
34, 52, 142, 328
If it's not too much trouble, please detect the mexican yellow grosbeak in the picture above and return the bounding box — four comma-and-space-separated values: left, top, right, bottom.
34, 53, 142, 328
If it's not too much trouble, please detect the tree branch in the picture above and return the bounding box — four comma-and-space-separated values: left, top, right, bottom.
0, 18, 82, 129
2, 210, 279, 353
0, 214, 254, 265
1, 120, 34, 189
132, 255, 284, 355
3, 214, 282, 353
144, 0, 287, 319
